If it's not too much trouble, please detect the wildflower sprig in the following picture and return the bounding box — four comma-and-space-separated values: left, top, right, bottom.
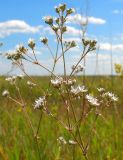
42, 3, 76, 50
82, 39, 97, 51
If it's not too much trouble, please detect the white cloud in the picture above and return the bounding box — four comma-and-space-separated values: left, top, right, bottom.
63, 37, 81, 43
0, 20, 41, 38
65, 26, 81, 36
112, 9, 123, 14
43, 26, 54, 35
99, 43, 123, 51
67, 14, 106, 25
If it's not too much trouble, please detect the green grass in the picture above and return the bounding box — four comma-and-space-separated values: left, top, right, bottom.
0, 76, 123, 160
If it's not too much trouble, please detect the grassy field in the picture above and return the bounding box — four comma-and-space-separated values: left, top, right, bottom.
0, 76, 123, 160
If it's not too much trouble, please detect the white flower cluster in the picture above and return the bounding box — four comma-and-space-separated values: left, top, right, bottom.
27, 81, 36, 88
51, 77, 63, 88
34, 96, 46, 109
72, 64, 85, 74
86, 94, 100, 106
5, 76, 17, 85
51, 77, 77, 88
102, 92, 118, 102
6, 44, 28, 61
6, 51, 22, 61
5, 75, 24, 85
57, 136, 77, 145
97, 88, 105, 92
63, 79, 76, 86
57, 136, 67, 145
68, 140, 77, 145
71, 85, 88, 96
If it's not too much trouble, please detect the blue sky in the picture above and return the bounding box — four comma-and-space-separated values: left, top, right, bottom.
0, 0, 123, 75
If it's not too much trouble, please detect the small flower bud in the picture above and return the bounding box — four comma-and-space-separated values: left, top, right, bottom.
43, 16, 53, 25
66, 8, 75, 15
90, 40, 97, 50
52, 25, 59, 33
59, 4, 66, 12
62, 26, 67, 33
54, 6, 60, 13
16, 44, 27, 54
40, 37, 48, 45
55, 18, 60, 24
28, 38, 35, 49
82, 39, 90, 46
70, 41, 76, 48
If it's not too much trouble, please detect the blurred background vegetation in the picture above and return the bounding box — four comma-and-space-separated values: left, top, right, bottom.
0, 76, 123, 160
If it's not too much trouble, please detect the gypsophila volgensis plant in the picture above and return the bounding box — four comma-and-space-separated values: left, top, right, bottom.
1, 4, 119, 160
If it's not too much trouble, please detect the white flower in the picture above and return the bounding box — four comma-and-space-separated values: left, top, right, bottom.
2, 90, 9, 97
27, 81, 36, 88
28, 38, 35, 49
51, 77, 63, 88
97, 88, 105, 92
57, 136, 67, 145
71, 85, 88, 96
68, 140, 77, 145
111, 96, 118, 101
34, 97, 46, 109
86, 94, 100, 106
102, 92, 118, 102
5, 76, 16, 85
64, 79, 76, 86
